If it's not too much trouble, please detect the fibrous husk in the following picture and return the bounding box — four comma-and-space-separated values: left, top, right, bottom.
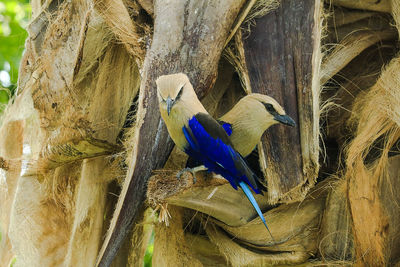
330, 0, 391, 13
321, 29, 396, 85
1, 0, 141, 265
325, 6, 376, 28
148, 172, 331, 265
346, 54, 400, 265
319, 6, 397, 179
152, 206, 204, 267
147, 170, 261, 227
0, 120, 23, 265
9, 163, 80, 267
322, 39, 398, 148
319, 178, 354, 262
92, 0, 149, 65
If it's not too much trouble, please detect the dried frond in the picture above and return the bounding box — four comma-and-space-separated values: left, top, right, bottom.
346, 55, 400, 265
92, 0, 149, 65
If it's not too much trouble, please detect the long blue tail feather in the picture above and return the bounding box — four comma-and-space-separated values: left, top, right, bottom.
239, 181, 275, 243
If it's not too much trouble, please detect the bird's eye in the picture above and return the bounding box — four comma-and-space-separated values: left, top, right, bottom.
176, 85, 184, 100
264, 103, 276, 113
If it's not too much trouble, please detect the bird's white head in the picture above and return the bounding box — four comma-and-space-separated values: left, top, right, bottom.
219, 93, 295, 156
156, 73, 200, 117
246, 94, 296, 127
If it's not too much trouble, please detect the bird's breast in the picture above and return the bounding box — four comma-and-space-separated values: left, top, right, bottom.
230, 126, 262, 157
160, 111, 190, 151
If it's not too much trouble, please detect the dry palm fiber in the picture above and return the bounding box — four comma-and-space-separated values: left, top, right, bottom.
319, 6, 397, 177
318, 177, 354, 262
0, 120, 23, 265
204, 179, 330, 266
223, 0, 281, 95
345, 54, 400, 265
1, 0, 140, 266
321, 40, 398, 149
152, 206, 204, 267
224, 0, 280, 48
137, 0, 154, 17
318, 3, 399, 264
148, 172, 332, 265
325, 6, 376, 28
320, 29, 396, 85
9, 163, 80, 267
321, 5, 396, 85
330, 0, 391, 13
321, 8, 396, 85
92, 0, 149, 64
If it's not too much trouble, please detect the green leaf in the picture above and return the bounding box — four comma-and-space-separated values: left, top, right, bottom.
0, 0, 30, 99
143, 232, 154, 267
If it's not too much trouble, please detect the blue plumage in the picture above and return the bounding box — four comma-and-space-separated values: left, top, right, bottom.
239, 181, 274, 240
183, 116, 260, 193
221, 123, 232, 136
182, 115, 274, 240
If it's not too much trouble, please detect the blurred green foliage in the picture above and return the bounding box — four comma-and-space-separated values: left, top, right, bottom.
9, 257, 16, 267
0, 0, 30, 104
144, 231, 154, 267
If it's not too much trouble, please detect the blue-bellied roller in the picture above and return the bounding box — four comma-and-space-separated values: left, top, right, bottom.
156, 73, 295, 241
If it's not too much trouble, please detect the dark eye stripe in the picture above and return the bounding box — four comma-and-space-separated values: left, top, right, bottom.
176, 85, 184, 100
263, 103, 279, 116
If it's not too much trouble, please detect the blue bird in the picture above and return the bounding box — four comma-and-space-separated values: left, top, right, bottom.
156, 73, 277, 240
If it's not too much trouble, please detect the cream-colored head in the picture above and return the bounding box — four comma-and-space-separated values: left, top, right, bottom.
156, 73, 207, 150
156, 73, 205, 117
220, 93, 295, 156
221, 93, 295, 128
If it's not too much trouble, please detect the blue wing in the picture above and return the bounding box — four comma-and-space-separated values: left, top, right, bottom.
183, 114, 262, 193
220, 122, 232, 136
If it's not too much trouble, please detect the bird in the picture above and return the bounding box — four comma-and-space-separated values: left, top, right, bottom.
218, 93, 296, 157
156, 73, 281, 241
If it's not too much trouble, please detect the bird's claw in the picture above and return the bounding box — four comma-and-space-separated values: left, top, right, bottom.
176, 167, 198, 183
176, 168, 189, 180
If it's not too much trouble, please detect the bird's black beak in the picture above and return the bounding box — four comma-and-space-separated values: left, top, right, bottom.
274, 114, 296, 127
166, 96, 173, 116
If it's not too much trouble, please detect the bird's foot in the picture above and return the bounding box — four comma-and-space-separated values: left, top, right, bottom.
176, 167, 195, 182
176, 165, 207, 183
